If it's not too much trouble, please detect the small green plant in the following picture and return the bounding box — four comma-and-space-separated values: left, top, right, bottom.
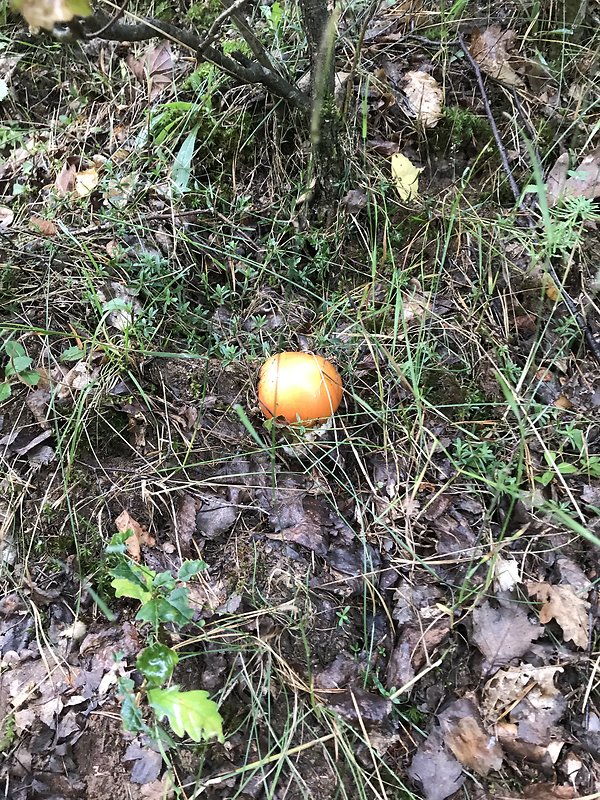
0, 339, 41, 402
106, 531, 224, 744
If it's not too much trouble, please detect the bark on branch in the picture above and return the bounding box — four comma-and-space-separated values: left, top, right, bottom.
81, 11, 311, 111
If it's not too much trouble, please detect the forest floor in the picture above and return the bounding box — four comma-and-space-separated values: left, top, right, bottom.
0, 1, 599, 799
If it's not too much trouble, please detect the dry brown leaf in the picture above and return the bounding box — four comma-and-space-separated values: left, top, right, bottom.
471, 600, 543, 668
482, 664, 564, 728
469, 26, 524, 87
75, 166, 99, 197
438, 698, 503, 776
527, 582, 590, 648
403, 71, 443, 128
30, 216, 58, 236
408, 728, 465, 800
546, 153, 569, 207
562, 147, 600, 203
55, 162, 76, 195
115, 510, 155, 561
146, 43, 173, 101
547, 148, 600, 207
0, 206, 14, 229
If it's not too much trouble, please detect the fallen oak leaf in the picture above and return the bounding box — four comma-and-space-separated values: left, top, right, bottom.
469, 25, 524, 88
115, 510, 155, 561
403, 70, 443, 128
559, 147, 600, 205
527, 582, 590, 648
30, 216, 58, 236
75, 166, 99, 197
55, 162, 76, 195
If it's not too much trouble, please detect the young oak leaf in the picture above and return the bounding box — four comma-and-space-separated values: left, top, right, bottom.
147, 686, 224, 742
391, 153, 423, 202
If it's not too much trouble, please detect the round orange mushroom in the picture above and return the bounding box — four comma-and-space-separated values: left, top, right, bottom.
257, 352, 343, 426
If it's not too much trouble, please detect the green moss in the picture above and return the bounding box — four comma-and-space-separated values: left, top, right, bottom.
186, 0, 223, 30
437, 105, 492, 150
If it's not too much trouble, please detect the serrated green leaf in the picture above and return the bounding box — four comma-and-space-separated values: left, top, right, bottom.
0, 382, 11, 403
118, 676, 146, 733
177, 559, 207, 582
136, 588, 193, 627
136, 597, 170, 626
152, 571, 176, 590
111, 577, 152, 604
165, 587, 194, 623
109, 559, 155, 589
136, 642, 179, 687
147, 686, 223, 742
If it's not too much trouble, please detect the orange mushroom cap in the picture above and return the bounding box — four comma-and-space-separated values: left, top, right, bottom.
257, 352, 343, 426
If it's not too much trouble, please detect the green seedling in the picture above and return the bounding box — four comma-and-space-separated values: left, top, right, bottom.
0, 339, 41, 402
106, 530, 224, 744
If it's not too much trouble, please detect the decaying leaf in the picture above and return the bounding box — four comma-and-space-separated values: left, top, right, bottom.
75, 166, 99, 197
494, 556, 521, 592
104, 173, 138, 208
12, 0, 92, 31
115, 510, 155, 561
29, 216, 58, 236
146, 43, 173, 102
546, 153, 570, 207
391, 153, 422, 201
546, 147, 600, 207
471, 599, 543, 668
0, 206, 14, 229
469, 26, 524, 87
195, 494, 238, 539
403, 71, 443, 128
54, 361, 99, 400
96, 282, 143, 331
497, 721, 564, 769
408, 728, 465, 800
527, 582, 590, 648
54, 162, 76, 195
482, 664, 564, 728
438, 698, 503, 776
522, 784, 575, 800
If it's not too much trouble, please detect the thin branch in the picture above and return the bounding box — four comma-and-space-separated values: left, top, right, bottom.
82, 12, 311, 110
456, 32, 600, 363
457, 32, 520, 202
196, 0, 248, 56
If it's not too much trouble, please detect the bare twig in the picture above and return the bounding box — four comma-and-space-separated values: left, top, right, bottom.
196, 0, 248, 56
457, 32, 520, 202
85, 0, 130, 38
82, 12, 311, 110
457, 32, 600, 363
